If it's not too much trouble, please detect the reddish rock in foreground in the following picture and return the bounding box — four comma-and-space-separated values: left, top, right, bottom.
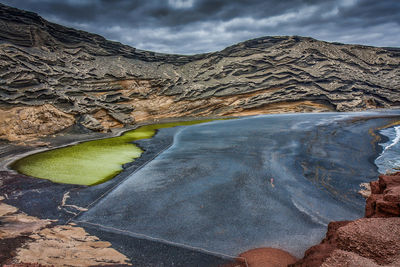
366, 172, 400, 217
239, 248, 297, 267
291, 172, 400, 267
289, 221, 351, 267
224, 247, 297, 267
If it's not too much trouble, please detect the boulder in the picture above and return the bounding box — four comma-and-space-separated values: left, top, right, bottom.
366, 172, 400, 218
78, 114, 104, 132
292, 173, 400, 266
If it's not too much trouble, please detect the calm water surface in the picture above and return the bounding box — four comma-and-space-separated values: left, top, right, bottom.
77, 110, 400, 257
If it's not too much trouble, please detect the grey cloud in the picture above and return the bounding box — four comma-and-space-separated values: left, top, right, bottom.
0, 0, 399, 54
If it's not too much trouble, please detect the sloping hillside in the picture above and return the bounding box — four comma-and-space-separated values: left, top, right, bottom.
1, 3, 399, 141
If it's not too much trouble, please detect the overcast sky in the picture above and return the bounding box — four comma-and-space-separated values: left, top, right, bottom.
2, 0, 400, 54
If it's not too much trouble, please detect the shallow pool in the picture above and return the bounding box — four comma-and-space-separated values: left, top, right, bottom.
11, 119, 216, 185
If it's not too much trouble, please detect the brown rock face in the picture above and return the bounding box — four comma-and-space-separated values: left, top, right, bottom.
321, 250, 381, 267
1, 3, 400, 141
239, 248, 297, 267
335, 217, 400, 265
14, 225, 131, 266
292, 173, 400, 267
365, 172, 400, 217
4, 264, 51, 267
0, 104, 75, 143
290, 221, 351, 267
292, 218, 400, 267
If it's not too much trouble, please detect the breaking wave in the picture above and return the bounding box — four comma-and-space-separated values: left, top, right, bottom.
375, 126, 400, 173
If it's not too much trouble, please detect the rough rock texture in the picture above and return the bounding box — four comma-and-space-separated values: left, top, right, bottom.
1, 3, 400, 141
0, 104, 75, 143
366, 172, 400, 217
0, 197, 131, 266
13, 224, 131, 266
292, 173, 400, 267
321, 250, 385, 267
293, 218, 400, 267
0, 196, 52, 240
4, 264, 51, 267
239, 248, 297, 267
335, 218, 400, 265
78, 114, 105, 132
290, 221, 351, 267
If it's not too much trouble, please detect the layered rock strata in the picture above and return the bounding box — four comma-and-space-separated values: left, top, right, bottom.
0, 104, 75, 143
1, 3, 400, 142
0, 197, 131, 266
292, 172, 400, 266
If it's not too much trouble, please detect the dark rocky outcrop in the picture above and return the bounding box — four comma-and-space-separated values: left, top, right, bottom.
292, 172, 400, 267
1, 3, 400, 142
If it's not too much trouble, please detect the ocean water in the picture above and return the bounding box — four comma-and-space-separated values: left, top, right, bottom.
375, 125, 400, 173
76, 111, 400, 258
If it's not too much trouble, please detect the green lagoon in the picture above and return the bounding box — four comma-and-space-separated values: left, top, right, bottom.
11, 119, 215, 186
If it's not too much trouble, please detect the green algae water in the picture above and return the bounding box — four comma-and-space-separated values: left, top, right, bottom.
11, 119, 216, 186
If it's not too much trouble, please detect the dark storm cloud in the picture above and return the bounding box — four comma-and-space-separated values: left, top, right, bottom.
1, 0, 399, 54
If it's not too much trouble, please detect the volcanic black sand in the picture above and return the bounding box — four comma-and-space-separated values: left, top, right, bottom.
0, 122, 239, 266
1, 111, 400, 266
76, 111, 400, 258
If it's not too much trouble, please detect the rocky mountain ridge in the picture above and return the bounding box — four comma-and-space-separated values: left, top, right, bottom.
1, 3, 400, 142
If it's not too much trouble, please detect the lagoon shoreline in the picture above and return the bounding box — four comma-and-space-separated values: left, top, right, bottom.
1, 112, 400, 266
0, 116, 240, 266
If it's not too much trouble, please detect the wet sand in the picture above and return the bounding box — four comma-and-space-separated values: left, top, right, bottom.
1, 111, 400, 266
0, 120, 238, 266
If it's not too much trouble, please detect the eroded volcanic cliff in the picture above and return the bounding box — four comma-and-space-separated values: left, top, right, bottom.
1, 3, 400, 142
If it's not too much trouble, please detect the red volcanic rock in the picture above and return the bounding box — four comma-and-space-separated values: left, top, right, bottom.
379, 172, 400, 191
370, 180, 380, 194
290, 221, 351, 267
383, 185, 400, 202
4, 264, 52, 267
292, 172, 400, 266
236, 173, 400, 267
320, 250, 380, 267
365, 193, 384, 217
335, 217, 400, 265
366, 172, 400, 217
292, 218, 400, 266
239, 248, 297, 267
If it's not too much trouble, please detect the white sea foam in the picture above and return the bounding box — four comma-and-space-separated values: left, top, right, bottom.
382, 126, 400, 152
375, 126, 400, 173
